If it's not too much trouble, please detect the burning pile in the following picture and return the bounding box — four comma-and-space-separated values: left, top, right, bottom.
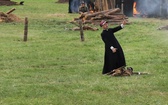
73, 8, 129, 25
0, 8, 21, 23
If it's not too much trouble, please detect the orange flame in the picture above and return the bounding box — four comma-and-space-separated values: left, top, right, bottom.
133, 2, 140, 16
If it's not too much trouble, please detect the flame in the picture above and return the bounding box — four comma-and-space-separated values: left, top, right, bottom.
133, 2, 140, 16
89, 10, 94, 13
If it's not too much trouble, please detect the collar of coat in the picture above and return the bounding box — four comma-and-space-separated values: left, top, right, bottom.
103, 29, 109, 31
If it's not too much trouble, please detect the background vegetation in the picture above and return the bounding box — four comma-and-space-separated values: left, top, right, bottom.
0, 0, 168, 105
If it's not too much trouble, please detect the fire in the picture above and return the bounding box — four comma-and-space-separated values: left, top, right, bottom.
89, 10, 94, 14
133, 2, 140, 16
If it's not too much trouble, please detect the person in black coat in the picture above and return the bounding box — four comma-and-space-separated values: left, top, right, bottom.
100, 20, 126, 74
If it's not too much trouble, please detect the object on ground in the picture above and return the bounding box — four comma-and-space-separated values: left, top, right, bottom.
0, 0, 24, 6
106, 66, 149, 76
157, 25, 168, 30
0, 8, 21, 23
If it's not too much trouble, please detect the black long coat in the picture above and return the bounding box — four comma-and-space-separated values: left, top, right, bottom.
101, 26, 126, 74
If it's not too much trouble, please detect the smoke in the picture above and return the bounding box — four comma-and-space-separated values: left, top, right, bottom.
70, 0, 81, 13
137, 0, 168, 17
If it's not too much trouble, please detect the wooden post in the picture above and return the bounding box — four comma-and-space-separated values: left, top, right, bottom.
6, 8, 16, 14
99, 0, 103, 11
79, 20, 84, 41
111, 0, 115, 9
102, 0, 105, 10
98, 0, 102, 11
24, 17, 28, 41
105, 0, 108, 10
121, 0, 124, 14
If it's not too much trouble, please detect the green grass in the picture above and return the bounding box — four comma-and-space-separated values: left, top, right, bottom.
0, 0, 168, 105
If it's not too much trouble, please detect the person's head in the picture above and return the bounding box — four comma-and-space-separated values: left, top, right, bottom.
81, 2, 85, 7
100, 20, 108, 29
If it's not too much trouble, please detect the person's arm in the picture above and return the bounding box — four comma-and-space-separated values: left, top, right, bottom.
112, 26, 123, 33
113, 20, 126, 33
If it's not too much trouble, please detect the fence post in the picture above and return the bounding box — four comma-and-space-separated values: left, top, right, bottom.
24, 17, 28, 41
79, 20, 84, 41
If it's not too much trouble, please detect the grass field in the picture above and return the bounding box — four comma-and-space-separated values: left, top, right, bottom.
0, 0, 168, 105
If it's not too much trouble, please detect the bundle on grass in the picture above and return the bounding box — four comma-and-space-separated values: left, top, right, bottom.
106, 66, 149, 76
0, 8, 21, 23
0, 0, 24, 6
